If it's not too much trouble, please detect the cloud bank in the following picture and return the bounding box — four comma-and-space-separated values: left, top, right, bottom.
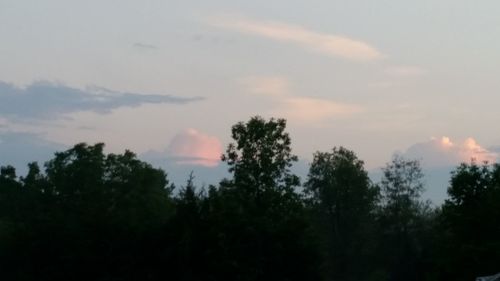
0, 81, 203, 120
211, 16, 383, 61
167, 129, 223, 167
403, 136, 497, 168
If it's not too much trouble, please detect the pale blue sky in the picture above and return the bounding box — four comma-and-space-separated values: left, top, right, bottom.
1, 1, 500, 200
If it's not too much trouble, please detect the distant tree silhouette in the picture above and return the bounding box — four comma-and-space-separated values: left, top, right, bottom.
0, 143, 174, 280
1, 117, 500, 281
305, 147, 379, 281
377, 155, 433, 281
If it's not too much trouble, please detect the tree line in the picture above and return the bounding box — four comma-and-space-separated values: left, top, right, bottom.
0, 116, 499, 281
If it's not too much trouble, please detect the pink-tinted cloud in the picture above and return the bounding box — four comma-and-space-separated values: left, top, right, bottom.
210, 15, 383, 61
403, 136, 497, 167
167, 129, 223, 167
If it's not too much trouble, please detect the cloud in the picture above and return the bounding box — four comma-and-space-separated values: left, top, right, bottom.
239, 76, 290, 96
210, 15, 383, 61
402, 136, 497, 168
239, 75, 361, 122
0, 81, 202, 121
167, 129, 223, 167
397, 137, 498, 204
274, 97, 362, 123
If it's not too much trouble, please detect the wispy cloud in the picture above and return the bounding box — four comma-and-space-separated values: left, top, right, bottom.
274, 97, 361, 123
210, 15, 383, 61
240, 75, 361, 123
0, 81, 203, 121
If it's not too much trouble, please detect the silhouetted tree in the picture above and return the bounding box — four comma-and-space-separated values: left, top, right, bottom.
377, 155, 432, 281
212, 116, 321, 281
221, 116, 300, 195
4, 118, 500, 281
438, 161, 500, 280
305, 147, 379, 281
0, 143, 175, 280
166, 173, 213, 281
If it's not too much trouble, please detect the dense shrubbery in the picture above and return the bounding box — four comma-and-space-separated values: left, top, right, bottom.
0, 116, 499, 281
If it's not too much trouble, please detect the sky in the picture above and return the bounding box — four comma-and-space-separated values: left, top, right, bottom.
1, 0, 500, 203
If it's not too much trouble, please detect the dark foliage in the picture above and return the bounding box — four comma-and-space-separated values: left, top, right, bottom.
0, 117, 499, 280
305, 147, 379, 281
436, 162, 500, 281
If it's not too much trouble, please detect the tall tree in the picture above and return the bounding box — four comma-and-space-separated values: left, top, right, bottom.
305, 147, 379, 280
168, 173, 212, 281
378, 155, 431, 281
439, 162, 500, 280
212, 116, 320, 281
221, 116, 300, 195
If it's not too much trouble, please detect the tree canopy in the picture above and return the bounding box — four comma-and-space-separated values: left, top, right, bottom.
305, 147, 379, 281
222, 116, 300, 194
0, 116, 498, 281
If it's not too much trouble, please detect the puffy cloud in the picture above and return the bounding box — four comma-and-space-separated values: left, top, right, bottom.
211, 15, 383, 61
274, 97, 362, 123
167, 129, 223, 167
403, 136, 497, 167
0, 81, 203, 121
460, 138, 497, 163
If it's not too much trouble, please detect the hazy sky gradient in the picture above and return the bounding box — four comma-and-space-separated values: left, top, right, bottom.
1, 1, 500, 200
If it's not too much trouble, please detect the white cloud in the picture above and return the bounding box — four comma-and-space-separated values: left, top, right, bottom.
211, 15, 383, 61
403, 136, 497, 167
167, 129, 223, 167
